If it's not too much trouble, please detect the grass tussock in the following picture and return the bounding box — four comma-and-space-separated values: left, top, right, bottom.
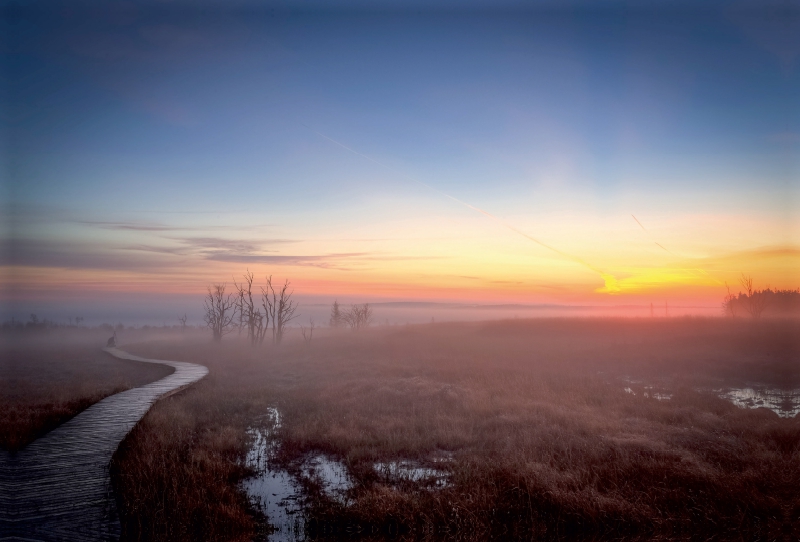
110, 318, 798, 541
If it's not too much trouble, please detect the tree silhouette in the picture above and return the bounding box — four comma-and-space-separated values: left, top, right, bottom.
204, 284, 236, 342
262, 276, 298, 345
739, 274, 770, 319
330, 300, 344, 328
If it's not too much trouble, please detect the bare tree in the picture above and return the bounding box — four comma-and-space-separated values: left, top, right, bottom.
300, 318, 315, 345
178, 314, 188, 331
344, 303, 373, 331
204, 283, 236, 342
262, 275, 298, 345
740, 274, 770, 319
234, 279, 246, 336
722, 283, 738, 318
235, 270, 268, 345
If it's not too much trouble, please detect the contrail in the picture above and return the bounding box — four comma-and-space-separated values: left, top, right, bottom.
301, 122, 620, 292
655, 242, 669, 253
631, 214, 648, 233
631, 215, 723, 286
300, 123, 393, 172
632, 214, 675, 256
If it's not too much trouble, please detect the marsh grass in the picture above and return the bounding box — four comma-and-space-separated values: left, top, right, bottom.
107, 318, 798, 541
0, 331, 173, 451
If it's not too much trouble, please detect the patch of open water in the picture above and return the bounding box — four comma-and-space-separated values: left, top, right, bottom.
241, 408, 308, 541
717, 387, 800, 418
302, 454, 354, 504
242, 408, 451, 541
622, 379, 799, 418
374, 461, 450, 488
623, 385, 672, 401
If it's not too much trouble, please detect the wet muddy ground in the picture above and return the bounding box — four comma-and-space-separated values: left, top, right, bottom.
622, 377, 800, 418
243, 381, 799, 540
242, 408, 453, 541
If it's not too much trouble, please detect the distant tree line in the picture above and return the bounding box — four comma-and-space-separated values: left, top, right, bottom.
329, 300, 373, 330
0, 315, 129, 333
722, 274, 800, 318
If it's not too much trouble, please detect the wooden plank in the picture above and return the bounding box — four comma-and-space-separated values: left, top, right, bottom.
0, 348, 208, 541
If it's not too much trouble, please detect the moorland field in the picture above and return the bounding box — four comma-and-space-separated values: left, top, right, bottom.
1, 331, 172, 451
2, 318, 798, 541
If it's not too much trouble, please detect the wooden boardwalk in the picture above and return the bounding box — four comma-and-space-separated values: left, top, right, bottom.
0, 348, 208, 542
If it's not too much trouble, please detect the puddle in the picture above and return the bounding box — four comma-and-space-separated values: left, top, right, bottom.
242, 408, 306, 541
242, 469, 306, 541
245, 408, 281, 467
374, 461, 451, 488
717, 387, 800, 418
622, 377, 799, 418
242, 408, 354, 541
302, 455, 353, 503
622, 386, 672, 401
242, 409, 455, 539
648, 392, 673, 401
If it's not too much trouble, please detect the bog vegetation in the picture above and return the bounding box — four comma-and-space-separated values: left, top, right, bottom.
106, 318, 798, 541
3, 274, 798, 541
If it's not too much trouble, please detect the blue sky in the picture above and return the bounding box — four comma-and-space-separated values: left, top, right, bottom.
3, 1, 798, 323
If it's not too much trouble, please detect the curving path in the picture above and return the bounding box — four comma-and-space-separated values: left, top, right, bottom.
0, 347, 208, 542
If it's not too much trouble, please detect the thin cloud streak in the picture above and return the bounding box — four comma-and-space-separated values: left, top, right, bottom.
631, 214, 676, 256
207, 252, 443, 265
79, 221, 194, 232
123, 244, 188, 255
3, 239, 189, 272
77, 220, 286, 234
122, 237, 298, 258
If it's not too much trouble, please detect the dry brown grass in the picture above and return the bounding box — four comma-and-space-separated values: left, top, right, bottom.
109, 317, 799, 541
109, 349, 277, 541
1, 330, 172, 451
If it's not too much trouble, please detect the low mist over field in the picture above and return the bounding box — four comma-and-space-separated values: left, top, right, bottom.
2, 0, 798, 540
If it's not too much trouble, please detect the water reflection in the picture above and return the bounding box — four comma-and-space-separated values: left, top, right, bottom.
623, 385, 672, 401
303, 454, 354, 504
242, 469, 305, 541
241, 407, 357, 541
242, 408, 455, 541
718, 387, 800, 418
622, 379, 799, 418
242, 408, 308, 541
374, 461, 450, 488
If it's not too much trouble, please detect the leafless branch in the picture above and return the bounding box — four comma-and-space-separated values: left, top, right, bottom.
203, 283, 236, 341
740, 274, 770, 319
300, 318, 315, 345
262, 275, 298, 344
343, 303, 373, 331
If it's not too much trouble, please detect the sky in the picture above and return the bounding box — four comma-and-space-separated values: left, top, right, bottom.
2, 1, 799, 324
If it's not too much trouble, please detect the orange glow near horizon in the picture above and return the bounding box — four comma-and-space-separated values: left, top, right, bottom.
4, 198, 797, 312
4, 242, 796, 308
